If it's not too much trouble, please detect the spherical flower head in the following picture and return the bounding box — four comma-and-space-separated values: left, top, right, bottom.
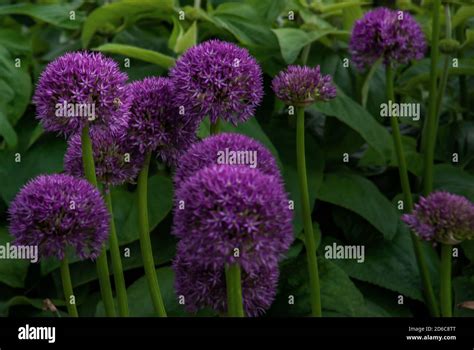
33, 51, 130, 137
173, 253, 279, 317
170, 39, 264, 125
349, 7, 426, 70
174, 132, 282, 188
271, 65, 337, 107
402, 191, 474, 245
64, 130, 144, 188
128, 77, 198, 165
173, 165, 293, 272
8, 174, 109, 260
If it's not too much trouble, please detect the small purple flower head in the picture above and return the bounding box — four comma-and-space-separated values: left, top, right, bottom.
170, 40, 264, 125
349, 7, 426, 70
33, 51, 130, 137
402, 191, 474, 245
174, 132, 281, 188
271, 65, 337, 107
174, 253, 279, 317
8, 174, 109, 260
173, 165, 293, 272
128, 77, 198, 165
64, 130, 144, 189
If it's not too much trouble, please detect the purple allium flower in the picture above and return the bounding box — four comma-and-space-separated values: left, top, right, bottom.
271, 65, 337, 107
174, 253, 279, 317
349, 7, 426, 70
170, 40, 264, 125
174, 132, 281, 188
64, 130, 144, 188
33, 51, 130, 137
402, 192, 474, 244
173, 165, 293, 272
128, 77, 198, 165
8, 174, 109, 260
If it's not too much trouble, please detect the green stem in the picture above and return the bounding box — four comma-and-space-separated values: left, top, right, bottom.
421, 0, 442, 196
81, 126, 116, 317
137, 152, 167, 317
296, 107, 321, 317
440, 244, 453, 317
104, 190, 129, 317
225, 264, 244, 317
210, 117, 220, 135
386, 66, 440, 317
60, 257, 78, 317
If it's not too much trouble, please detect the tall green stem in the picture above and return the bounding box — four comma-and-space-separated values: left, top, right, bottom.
81, 125, 116, 317
104, 190, 129, 317
60, 257, 78, 317
296, 107, 321, 317
225, 263, 244, 317
137, 152, 167, 317
210, 117, 220, 135
421, 0, 442, 195
386, 66, 440, 317
440, 244, 453, 317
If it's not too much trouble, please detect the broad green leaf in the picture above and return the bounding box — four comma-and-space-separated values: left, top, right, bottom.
173, 21, 197, 54
433, 164, 474, 201
82, 0, 175, 48
453, 6, 474, 28
245, 0, 287, 23
94, 43, 175, 69
0, 296, 64, 317
0, 111, 18, 149
317, 172, 399, 239
0, 227, 30, 288
272, 28, 348, 64
0, 29, 31, 55
453, 276, 474, 316
359, 284, 413, 317
0, 1, 85, 29
269, 255, 366, 316
312, 89, 393, 162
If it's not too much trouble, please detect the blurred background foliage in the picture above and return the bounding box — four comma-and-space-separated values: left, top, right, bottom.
0, 0, 473, 317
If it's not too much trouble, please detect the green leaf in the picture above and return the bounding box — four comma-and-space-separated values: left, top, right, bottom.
433, 164, 474, 201
0, 227, 30, 288
0, 1, 84, 29
272, 28, 347, 64
112, 174, 173, 245
317, 172, 399, 239
0, 111, 18, 149
82, 0, 175, 48
0, 137, 66, 204
0, 29, 31, 56
94, 43, 175, 69
453, 6, 474, 28
312, 89, 393, 162
245, 0, 287, 23
453, 276, 474, 316
173, 21, 197, 54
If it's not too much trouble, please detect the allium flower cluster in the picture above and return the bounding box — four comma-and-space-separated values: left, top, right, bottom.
33, 51, 130, 137
349, 7, 426, 70
64, 130, 144, 188
170, 40, 264, 125
174, 132, 282, 187
272, 65, 337, 107
402, 192, 474, 245
8, 174, 109, 260
128, 77, 198, 165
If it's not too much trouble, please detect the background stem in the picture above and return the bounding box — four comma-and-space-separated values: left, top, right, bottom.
440, 244, 453, 317
210, 117, 220, 135
137, 152, 167, 317
296, 106, 322, 317
60, 257, 78, 317
81, 125, 116, 317
225, 263, 244, 317
104, 190, 129, 317
386, 66, 440, 317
